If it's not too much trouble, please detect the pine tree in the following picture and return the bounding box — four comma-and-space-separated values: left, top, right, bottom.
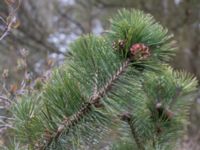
7, 9, 197, 150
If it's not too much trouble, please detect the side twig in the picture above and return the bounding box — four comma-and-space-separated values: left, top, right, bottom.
120, 112, 144, 150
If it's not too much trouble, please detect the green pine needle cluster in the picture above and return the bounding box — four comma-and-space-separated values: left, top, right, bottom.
9, 9, 197, 150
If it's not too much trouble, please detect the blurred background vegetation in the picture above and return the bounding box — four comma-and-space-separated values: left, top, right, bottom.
0, 0, 200, 149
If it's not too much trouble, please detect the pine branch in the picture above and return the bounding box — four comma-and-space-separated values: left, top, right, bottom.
9, 9, 197, 150
42, 102, 92, 149
120, 112, 144, 150
91, 58, 130, 104
42, 58, 130, 149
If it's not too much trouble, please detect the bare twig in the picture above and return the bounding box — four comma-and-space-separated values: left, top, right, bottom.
0, 0, 21, 41
0, 95, 12, 104
0, 15, 16, 41
0, 16, 7, 24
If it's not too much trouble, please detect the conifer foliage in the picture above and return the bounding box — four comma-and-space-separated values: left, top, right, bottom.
9, 9, 197, 150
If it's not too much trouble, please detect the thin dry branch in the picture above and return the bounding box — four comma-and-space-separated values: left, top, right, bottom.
0, 0, 21, 41
0, 95, 12, 104
0, 15, 20, 41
